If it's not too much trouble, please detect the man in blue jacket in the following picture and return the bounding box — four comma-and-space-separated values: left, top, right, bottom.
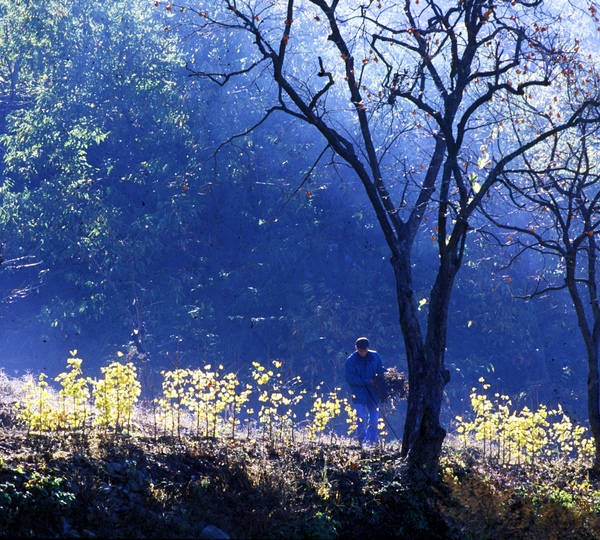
345, 337, 385, 445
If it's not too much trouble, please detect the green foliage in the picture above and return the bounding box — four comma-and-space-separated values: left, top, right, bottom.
155, 365, 244, 439
440, 446, 600, 540
455, 378, 594, 465
344, 402, 358, 436
183, 365, 225, 439
16, 354, 141, 434
302, 511, 340, 540
0, 0, 205, 361
0, 466, 75, 536
153, 360, 361, 444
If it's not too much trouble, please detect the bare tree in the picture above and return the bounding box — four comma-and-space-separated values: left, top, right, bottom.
484, 116, 600, 471
178, 0, 600, 475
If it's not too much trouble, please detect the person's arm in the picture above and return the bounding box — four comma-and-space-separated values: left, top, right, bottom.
376, 353, 385, 376
361, 353, 383, 400
366, 353, 385, 386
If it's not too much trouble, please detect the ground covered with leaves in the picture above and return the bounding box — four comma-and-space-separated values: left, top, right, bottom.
1, 407, 600, 540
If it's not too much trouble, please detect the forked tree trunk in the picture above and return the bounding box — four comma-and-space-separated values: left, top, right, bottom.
391, 213, 465, 476
391, 253, 454, 476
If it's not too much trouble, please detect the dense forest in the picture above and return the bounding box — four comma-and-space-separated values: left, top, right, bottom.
1, 0, 600, 471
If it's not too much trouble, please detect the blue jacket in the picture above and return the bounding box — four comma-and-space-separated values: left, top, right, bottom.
345, 350, 385, 404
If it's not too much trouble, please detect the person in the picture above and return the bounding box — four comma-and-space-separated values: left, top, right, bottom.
345, 337, 385, 445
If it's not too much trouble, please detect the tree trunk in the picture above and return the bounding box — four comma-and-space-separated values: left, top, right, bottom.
570, 294, 600, 471
586, 237, 600, 472
393, 211, 464, 477
587, 346, 600, 472
565, 249, 600, 472
393, 250, 449, 477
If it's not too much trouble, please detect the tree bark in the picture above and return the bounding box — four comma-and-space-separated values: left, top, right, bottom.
393, 230, 464, 476
396, 255, 448, 475
566, 246, 600, 472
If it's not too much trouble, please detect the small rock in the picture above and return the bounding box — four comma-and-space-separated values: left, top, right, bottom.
200, 524, 230, 539
106, 461, 123, 475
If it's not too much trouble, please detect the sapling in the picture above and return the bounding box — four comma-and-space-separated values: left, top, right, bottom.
16, 373, 57, 433
306, 387, 345, 444
345, 403, 358, 437
251, 360, 305, 444
91, 359, 141, 432
456, 378, 593, 466
54, 350, 90, 432
158, 368, 190, 438
217, 372, 252, 439
183, 365, 224, 438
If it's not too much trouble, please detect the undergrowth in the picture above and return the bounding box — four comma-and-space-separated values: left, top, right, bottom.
0, 356, 599, 538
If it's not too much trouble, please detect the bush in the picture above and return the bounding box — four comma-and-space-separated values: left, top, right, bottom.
455, 378, 594, 466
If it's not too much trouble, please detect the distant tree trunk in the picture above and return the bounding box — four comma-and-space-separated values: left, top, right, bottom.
565, 242, 600, 472
587, 344, 600, 472
9, 57, 20, 101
